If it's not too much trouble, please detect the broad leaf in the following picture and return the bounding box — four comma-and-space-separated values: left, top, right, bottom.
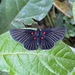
0, 0, 53, 34
0, 31, 75, 75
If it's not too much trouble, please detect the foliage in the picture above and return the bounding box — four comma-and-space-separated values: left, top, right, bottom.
0, 31, 75, 75
0, 0, 75, 75
0, 71, 9, 75
0, 0, 53, 34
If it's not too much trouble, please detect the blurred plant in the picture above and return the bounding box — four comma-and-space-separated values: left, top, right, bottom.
41, 0, 75, 47
0, 0, 75, 75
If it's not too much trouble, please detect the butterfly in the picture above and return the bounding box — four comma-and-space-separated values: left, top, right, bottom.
10, 27, 66, 50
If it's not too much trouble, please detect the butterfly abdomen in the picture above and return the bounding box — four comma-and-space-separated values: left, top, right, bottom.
35, 29, 40, 45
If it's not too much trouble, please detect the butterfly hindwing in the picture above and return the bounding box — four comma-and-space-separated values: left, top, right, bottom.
40, 36, 54, 50
10, 29, 38, 50
40, 27, 66, 50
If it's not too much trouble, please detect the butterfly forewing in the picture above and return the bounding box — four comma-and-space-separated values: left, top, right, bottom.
10, 29, 38, 50
40, 27, 66, 49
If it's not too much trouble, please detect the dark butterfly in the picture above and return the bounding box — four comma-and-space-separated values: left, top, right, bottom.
10, 27, 66, 50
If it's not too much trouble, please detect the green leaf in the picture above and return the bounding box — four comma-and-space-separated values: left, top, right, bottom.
73, 2, 75, 21
71, 0, 75, 2
55, 13, 63, 27
0, 0, 53, 34
0, 71, 9, 75
68, 68, 75, 75
0, 31, 75, 75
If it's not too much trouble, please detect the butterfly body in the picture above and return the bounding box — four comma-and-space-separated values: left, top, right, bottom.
10, 27, 66, 50
35, 28, 40, 45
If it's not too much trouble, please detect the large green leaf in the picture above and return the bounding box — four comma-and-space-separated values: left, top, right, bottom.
0, 31, 75, 75
0, 0, 53, 34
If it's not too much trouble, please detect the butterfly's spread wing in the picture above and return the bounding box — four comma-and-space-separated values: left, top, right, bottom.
10, 29, 38, 50
40, 27, 66, 50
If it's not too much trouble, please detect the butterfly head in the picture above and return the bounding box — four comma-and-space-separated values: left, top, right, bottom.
37, 28, 40, 31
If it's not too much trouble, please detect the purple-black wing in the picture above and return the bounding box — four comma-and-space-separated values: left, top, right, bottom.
40, 27, 66, 50
10, 29, 38, 50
